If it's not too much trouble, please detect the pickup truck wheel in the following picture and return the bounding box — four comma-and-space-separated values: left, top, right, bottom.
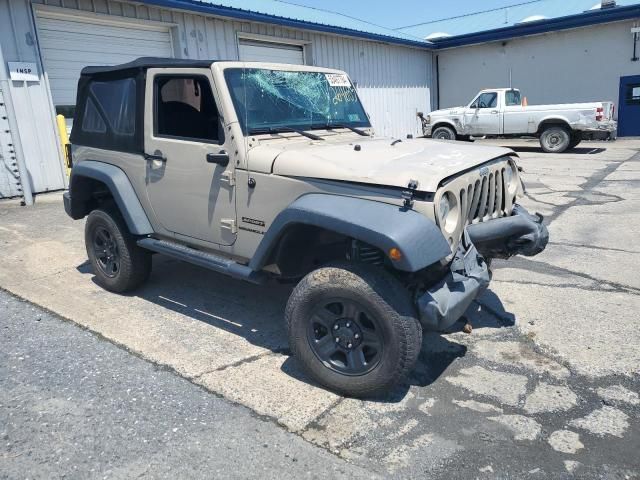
85, 208, 152, 293
568, 134, 582, 150
540, 126, 571, 153
285, 262, 422, 398
432, 126, 457, 141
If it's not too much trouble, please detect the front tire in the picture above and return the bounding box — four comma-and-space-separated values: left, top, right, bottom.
85, 208, 151, 293
540, 126, 571, 153
432, 125, 457, 141
285, 262, 422, 398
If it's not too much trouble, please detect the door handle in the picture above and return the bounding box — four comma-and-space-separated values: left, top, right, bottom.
491, 110, 499, 114
207, 151, 229, 167
144, 153, 166, 163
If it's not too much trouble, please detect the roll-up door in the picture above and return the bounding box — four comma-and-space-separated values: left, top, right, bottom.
35, 9, 173, 110
238, 39, 305, 65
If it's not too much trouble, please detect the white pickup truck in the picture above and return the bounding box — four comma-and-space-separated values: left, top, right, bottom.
419, 88, 617, 153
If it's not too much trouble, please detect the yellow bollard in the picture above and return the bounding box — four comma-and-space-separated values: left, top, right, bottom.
55, 114, 71, 176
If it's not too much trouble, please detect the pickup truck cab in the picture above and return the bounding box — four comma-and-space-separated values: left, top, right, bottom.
419, 88, 617, 153
64, 58, 548, 397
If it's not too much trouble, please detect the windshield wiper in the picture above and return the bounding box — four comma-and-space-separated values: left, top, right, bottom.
324, 123, 370, 136
249, 126, 324, 141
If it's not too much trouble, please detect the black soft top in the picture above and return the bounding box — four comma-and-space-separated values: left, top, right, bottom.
81, 57, 217, 76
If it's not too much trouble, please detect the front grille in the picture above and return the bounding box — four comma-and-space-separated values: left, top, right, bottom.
461, 167, 507, 225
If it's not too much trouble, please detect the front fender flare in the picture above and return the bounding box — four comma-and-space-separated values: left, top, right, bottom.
67, 161, 153, 235
249, 194, 451, 273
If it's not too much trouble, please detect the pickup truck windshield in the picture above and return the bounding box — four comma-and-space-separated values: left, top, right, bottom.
224, 68, 371, 135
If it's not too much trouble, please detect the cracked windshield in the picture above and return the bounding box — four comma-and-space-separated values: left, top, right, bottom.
224, 68, 371, 134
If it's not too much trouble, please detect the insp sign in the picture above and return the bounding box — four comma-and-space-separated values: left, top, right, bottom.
7, 62, 39, 82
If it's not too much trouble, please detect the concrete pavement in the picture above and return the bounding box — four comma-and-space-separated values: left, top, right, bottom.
0, 138, 639, 478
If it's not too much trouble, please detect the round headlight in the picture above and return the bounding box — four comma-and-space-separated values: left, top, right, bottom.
505, 162, 519, 194
504, 165, 513, 186
438, 192, 459, 233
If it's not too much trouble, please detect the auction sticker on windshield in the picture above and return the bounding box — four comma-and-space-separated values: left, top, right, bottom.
325, 73, 351, 87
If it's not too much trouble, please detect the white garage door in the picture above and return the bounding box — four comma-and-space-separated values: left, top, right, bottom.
35, 9, 174, 108
238, 39, 305, 65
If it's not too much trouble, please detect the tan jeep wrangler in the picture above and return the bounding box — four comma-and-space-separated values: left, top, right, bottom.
64, 58, 548, 397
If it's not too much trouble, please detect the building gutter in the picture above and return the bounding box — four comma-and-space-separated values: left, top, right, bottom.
137, 0, 432, 49
429, 4, 640, 49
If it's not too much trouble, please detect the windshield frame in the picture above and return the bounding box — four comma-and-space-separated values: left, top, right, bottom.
223, 67, 372, 136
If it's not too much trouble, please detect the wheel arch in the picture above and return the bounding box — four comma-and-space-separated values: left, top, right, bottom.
67, 161, 153, 235
431, 121, 458, 136
249, 194, 451, 274
537, 117, 573, 135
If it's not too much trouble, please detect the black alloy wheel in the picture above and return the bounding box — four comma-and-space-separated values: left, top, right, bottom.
307, 298, 383, 376
92, 226, 120, 278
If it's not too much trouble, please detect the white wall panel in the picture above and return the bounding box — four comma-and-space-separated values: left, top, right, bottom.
0, 0, 66, 195
0, 88, 22, 199
436, 21, 639, 117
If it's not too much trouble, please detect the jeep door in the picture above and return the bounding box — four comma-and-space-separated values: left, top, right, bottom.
143, 68, 236, 246
464, 91, 501, 136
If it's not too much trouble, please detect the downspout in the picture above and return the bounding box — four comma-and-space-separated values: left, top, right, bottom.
0, 44, 33, 206
435, 54, 440, 110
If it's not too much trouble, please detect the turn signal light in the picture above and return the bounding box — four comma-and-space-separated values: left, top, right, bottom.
389, 248, 403, 261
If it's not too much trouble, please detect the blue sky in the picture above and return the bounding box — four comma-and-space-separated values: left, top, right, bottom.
276, 0, 532, 29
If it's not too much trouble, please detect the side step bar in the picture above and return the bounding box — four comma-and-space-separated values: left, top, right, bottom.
137, 238, 267, 285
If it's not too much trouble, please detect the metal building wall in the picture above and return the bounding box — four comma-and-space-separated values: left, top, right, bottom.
32, 0, 432, 135
0, 0, 66, 198
435, 20, 639, 115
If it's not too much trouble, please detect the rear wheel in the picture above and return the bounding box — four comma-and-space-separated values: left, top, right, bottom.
568, 134, 582, 150
85, 208, 151, 293
540, 126, 571, 153
285, 262, 422, 398
432, 125, 457, 141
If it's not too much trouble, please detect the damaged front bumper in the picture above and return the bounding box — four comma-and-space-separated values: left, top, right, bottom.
417, 204, 548, 331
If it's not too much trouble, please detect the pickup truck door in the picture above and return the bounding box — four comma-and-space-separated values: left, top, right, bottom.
464, 92, 501, 135
143, 68, 236, 246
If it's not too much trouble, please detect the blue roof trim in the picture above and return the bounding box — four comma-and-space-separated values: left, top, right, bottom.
138, 0, 431, 49
431, 4, 640, 48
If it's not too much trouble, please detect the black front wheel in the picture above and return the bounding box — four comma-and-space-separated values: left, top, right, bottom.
285, 262, 422, 398
85, 208, 151, 293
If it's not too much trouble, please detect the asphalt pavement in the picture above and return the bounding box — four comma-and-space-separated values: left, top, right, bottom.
0, 290, 374, 479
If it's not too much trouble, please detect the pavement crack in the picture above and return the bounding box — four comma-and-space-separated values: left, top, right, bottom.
548, 241, 640, 254
495, 257, 640, 295
192, 349, 290, 380
541, 151, 640, 225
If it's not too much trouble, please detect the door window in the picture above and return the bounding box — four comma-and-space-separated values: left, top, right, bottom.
154, 76, 223, 143
626, 85, 640, 105
471, 92, 498, 109
505, 90, 522, 106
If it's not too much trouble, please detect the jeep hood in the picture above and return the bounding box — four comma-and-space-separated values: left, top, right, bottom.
259, 138, 513, 192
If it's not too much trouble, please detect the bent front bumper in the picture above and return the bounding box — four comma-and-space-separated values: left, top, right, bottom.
417, 205, 548, 331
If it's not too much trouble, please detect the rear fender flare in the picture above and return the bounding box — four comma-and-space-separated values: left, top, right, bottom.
249, 194, 451, 273
68, 161, 153, 235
